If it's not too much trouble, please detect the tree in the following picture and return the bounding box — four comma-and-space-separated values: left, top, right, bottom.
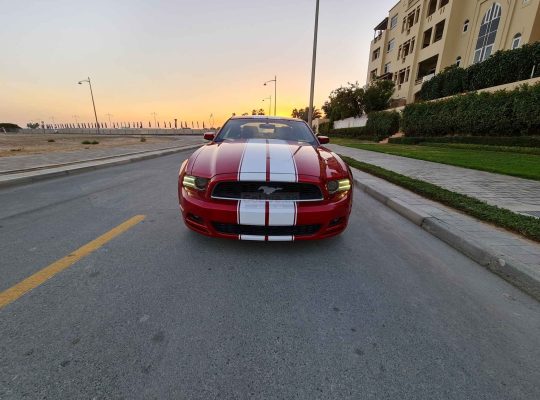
363, 80, 395, 113
257, 108, 265, 115
321, 82, 364, 122
291, 107, 321, 122
0, 123, 22, 133
27, 122, 40, 129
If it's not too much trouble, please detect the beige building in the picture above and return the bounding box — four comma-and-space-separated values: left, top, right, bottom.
367, 0, 540, 105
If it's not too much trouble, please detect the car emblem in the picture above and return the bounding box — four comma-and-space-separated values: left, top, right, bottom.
258, 185, 283, 195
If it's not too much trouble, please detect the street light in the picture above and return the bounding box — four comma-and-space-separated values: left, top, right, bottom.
262, 96, 272, 116
78, 77, 100, 134
105, 113, 113, 128
308, 0, 320, 128
264, 76, 277, 116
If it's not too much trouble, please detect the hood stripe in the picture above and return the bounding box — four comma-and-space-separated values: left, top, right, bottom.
237, 139, 298, 242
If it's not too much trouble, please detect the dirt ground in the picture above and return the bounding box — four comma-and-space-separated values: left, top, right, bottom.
0, 133, 182, 157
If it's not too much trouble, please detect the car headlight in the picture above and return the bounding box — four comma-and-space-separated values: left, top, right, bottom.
183, 175, 209, 191
327, 179, 351, 194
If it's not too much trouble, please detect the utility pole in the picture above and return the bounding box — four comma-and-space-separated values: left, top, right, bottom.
308, 0, 320, 129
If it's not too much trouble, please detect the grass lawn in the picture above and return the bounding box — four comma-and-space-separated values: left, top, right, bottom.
330, 138, 540, 181
341, 155, 540, 243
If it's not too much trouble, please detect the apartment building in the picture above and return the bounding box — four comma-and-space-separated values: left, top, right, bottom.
367, 0, 540, 105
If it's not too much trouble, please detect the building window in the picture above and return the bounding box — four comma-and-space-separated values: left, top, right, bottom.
473, 3, 502, 64
428, 0, 437, 16
456, 56, 462, 66
440, 0, 449, 8
434, 20, 445, 42
387, 38, 395, 53
512, 33, 522, 49
372, 47, 381, 61
390, 15, 398, 30
422, 28, 433, 48
463, 19, 469, 33
384, 62, 392, 74
370, 69, 378, 80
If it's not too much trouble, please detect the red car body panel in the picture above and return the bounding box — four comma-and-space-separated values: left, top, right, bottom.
178, 119, 353, 241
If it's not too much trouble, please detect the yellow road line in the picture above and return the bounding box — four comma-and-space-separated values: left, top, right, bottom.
0, 214, 145, 309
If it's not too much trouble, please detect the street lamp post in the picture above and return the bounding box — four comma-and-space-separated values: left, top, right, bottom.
262, 96, 272, 116
106, 113, 113, 129
308, 0, 320, 129
264, 76, 277, 116
78, 77, 100, 134
151, 112, 158, 128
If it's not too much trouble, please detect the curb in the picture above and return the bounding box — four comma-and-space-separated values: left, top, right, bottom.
352, 174, 540, 301
0, 144, 202, 189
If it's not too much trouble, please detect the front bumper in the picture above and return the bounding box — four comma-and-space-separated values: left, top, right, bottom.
179, 185, 352, 241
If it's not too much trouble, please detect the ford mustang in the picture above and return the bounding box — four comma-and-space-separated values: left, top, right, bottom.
178, 116, 353, 241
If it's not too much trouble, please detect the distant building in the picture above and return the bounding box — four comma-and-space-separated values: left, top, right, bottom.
367, 0, 540, 105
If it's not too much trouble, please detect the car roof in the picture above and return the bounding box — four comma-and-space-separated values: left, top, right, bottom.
229, 115, 303, 122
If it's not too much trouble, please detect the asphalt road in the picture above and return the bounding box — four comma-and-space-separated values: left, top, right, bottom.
1, 150, 539, 399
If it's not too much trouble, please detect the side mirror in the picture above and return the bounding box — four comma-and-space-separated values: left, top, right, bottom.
203, 132, 215, 141
318, 136, 329, 145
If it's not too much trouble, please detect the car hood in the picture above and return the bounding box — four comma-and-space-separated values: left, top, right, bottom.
187, 139, 348, 181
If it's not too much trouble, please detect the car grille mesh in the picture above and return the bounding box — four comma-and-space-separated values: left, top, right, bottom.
212, 181, 323, 201
213, 223, 321, 236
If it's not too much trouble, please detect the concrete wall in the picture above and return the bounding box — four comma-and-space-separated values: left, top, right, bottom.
333, 116, 368, 129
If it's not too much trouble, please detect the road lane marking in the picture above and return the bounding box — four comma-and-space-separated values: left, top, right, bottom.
0, 214, 145, 309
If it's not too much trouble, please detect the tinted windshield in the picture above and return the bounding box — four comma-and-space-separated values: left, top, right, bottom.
215, 119, 317, 144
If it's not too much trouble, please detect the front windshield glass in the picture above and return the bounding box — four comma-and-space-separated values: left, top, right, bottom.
215, 119, 317, 145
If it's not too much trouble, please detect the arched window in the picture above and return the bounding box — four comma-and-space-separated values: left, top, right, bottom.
473, 3, 502, 63
456, 56, 462, 67
463, 19, 470, 33
512, 33, 522, 49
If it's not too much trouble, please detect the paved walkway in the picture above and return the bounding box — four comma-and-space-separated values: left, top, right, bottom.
0, 137, 203, 174
329, 144, 540, 217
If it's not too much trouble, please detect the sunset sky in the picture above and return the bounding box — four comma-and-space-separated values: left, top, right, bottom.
2, 0, 397, 127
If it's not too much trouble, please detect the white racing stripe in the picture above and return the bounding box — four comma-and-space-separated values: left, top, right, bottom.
237, 138, 298, 242
238, 200, 266, 226
268, 201, 296, 226
268, 236, 294, 242
268, 140, 297, 182
238, 139, 267, 181
240, 235, 266, 241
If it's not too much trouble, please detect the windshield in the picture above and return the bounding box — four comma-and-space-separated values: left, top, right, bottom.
215, 118, 318, 145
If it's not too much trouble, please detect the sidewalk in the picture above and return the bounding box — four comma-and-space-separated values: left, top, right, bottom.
329, 144, 540, 217
0, 137, 203, 174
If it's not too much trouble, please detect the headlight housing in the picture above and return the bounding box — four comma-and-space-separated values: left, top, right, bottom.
183, 175, 209, 191
327, 178, 351, 194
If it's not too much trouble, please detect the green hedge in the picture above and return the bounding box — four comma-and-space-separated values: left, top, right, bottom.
389, 136, 540, 147
318, 121, 331, 134
420, 42, 540, 100
365, 111, 401, 140
327, 127, 378, 141
402, 83, 540, 136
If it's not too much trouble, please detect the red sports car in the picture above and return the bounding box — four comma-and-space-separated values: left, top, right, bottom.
178, 116, 353, 241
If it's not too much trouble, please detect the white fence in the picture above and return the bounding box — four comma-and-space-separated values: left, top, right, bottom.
333, 116, 368, 129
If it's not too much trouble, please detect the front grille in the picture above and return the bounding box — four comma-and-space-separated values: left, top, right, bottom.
213, 223, 321, 236
212, 181, 323, 201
